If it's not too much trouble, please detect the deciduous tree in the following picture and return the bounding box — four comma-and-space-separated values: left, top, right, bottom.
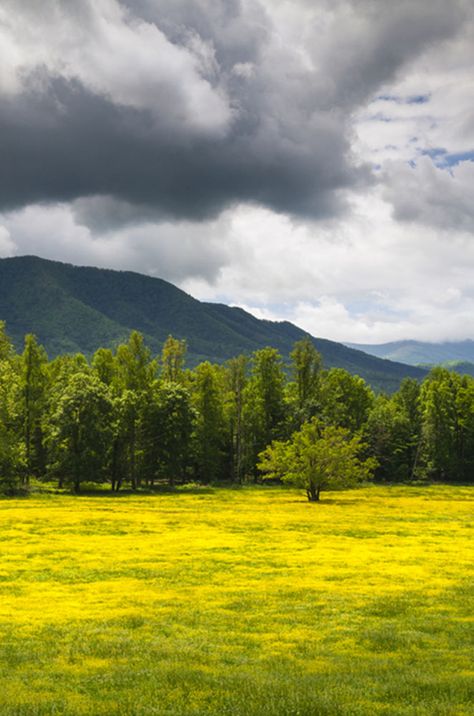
259, 418, 376, 501
289, 338, 322, 425
244, 347, 287, 477
21, 334, 48, 481
161, 335, 187, 384
320, 368, 374, 433
192, 362, 228, 483
48, 373, 113, 493
141, 383, 195, 487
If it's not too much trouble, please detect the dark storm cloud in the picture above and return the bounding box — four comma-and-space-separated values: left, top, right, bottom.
0, 74, 354, 221
0, 0, 469, 224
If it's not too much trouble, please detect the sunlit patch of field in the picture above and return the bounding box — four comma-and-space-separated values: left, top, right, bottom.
0, 485, 473, 715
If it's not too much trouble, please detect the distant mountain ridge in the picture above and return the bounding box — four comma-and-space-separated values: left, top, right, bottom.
347, 339, 474, 366
0, 256, 425, 391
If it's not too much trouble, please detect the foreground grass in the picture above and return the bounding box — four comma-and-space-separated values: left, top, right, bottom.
0, 485, 473, 715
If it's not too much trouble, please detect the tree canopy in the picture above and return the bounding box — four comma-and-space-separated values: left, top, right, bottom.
258, 419, 377, 501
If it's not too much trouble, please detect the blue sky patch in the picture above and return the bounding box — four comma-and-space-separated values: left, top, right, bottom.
375, 93, 430, 105
420, 147, 474, 168
406, 94, 430, 104
369, 112, 393, 122
376, 94, 399, 102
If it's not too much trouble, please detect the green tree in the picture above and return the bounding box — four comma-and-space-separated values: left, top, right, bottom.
392, 377, 422, 478
289, 338, 322, 425
319, 368, 374, 433
192, 362, 228, 483
47, 353, 90, 396
161, 335, 187, 383
366, 395, 413, 482
48, 373, 113, 493
114, 333, 156, 488
244, 347, 287, 477
141, 383, 195, 487
45, 355, 92, 475
116, 331, 156, 392
0, 321, 15, 362
92, 348, 116, 386
258, 418, 376, 501
225, 355, 248, 483
394, 378, 421, 433
453, 376, 474, 481
0, 360, 25, 493
419, 368, 474, 481
21, 334, 48, 481
110, 389, 141, 491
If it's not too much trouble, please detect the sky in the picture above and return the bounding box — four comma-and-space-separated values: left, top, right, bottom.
0, 0, 473, 345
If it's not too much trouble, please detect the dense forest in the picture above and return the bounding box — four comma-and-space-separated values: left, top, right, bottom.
0, 321, 473, 496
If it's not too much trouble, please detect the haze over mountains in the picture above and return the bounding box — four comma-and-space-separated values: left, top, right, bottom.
0, 256, 425, 391
347, 340, 474, 371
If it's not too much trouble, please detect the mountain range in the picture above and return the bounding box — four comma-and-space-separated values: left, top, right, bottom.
347, 340, 474, 370
0, 256, 426, 391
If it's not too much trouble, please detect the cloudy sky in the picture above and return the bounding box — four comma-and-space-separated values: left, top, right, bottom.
1, 0, 473, 344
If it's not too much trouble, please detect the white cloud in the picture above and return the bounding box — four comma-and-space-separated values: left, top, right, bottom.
0, 225, 14, 256
384, 157, 474, 231
3, 183, 474, 344
0, 0, 232, 135
0, 203, 232, 283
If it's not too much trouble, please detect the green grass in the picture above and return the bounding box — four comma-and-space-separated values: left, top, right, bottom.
0, 485, 472, 714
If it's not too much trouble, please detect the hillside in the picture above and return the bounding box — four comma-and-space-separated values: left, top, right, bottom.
347, 339, 474, 366
0, 256, 425, 391
418, 361, 474, 378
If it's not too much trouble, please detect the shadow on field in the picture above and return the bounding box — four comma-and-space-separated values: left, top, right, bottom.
71, 485, 218, 498
286, 496, 367, 506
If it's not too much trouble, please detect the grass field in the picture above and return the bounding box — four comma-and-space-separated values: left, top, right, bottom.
0, 485, 473, 715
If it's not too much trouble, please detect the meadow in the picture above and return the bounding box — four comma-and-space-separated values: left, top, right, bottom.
0, 485, 472, 715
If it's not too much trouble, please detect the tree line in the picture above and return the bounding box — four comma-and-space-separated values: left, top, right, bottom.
0, 321, 473, 496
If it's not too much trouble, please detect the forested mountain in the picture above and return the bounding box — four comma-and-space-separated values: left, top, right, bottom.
347, 339, 474, 366
0, 256, 424, 391
436, 361, 474, 377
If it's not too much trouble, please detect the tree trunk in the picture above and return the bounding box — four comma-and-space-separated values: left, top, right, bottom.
130, 436, 137, 490
307, 483, 320, 501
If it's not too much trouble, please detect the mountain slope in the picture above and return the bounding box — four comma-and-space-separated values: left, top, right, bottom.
0, 256, 425, 390
347, 339, 474, 366
438, 361, 474, 377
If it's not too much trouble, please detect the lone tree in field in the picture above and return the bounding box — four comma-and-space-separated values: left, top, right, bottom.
258, 418, 377, 501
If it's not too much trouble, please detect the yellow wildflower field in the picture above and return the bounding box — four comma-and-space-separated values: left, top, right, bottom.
0, 485, 472, 715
